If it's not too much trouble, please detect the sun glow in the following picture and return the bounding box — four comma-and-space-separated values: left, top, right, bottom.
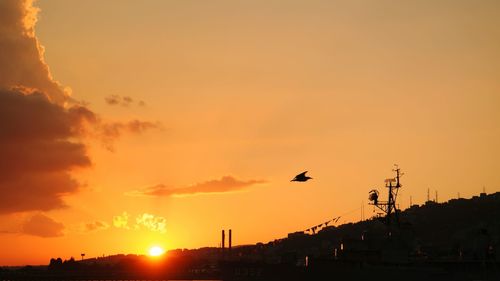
148, 246, 165, 257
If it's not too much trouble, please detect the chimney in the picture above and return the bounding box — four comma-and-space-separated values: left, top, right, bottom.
222, 230, 225, 250
229, 229, 232, 250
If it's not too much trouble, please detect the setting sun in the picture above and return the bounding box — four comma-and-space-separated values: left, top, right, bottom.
148, 246, 165, 257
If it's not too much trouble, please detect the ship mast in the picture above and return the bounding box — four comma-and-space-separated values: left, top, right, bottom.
368, 165, 403, 225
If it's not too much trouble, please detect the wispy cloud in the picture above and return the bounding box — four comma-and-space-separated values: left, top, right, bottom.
84, 220, 109, 232
127, 176, 266, 197
105, 94, 145, 107
97, 119, 162, 152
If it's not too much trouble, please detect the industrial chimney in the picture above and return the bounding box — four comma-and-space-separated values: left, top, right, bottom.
221, 230, 225, 250
229, 229, 232, 250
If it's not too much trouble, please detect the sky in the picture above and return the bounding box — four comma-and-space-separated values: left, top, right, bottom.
0, 0, 499, 265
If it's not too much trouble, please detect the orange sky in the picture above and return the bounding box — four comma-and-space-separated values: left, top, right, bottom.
0, 0, 499, 265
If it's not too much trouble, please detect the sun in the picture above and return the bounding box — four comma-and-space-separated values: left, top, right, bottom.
148, 246, 165, 257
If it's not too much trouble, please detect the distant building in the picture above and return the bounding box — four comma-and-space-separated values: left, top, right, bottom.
287, 231, 307, 239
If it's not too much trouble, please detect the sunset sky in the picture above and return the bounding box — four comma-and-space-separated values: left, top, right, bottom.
1, 0, 499, 265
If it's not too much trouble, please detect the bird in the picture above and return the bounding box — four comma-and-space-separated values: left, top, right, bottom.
291, 171, 312, 182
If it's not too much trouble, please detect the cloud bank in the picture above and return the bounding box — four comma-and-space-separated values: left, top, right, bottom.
0, 0, 160, 214
0, 88, 94, 214
0, 0, 92, 214
0, 87, 159, 214
128, 176, 266, 197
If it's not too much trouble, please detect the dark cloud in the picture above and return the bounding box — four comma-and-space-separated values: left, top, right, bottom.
104, 95, 121, 105
127, 120, 161, 133
22, 214, 64, 238
0, 89, 95, 214
84, 220, 109, 232
0, 1, 94, 214
0, 88, 161, 212
0, 0, 161, 214
0, 89, 161, 213
128, 176, 266, 197
105, 95, 144, 107
101, 120, 160, 137
99, 120, 162, 151
122, 96, 133, 104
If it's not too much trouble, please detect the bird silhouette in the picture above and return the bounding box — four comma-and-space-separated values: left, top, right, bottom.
291, 171, 312, 182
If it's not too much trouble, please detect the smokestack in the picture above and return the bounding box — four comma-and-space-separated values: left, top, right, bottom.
222, 230, 225, 250
229, 229, 232, 250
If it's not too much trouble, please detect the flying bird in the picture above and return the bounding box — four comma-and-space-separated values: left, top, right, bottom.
291, 171, 312, 182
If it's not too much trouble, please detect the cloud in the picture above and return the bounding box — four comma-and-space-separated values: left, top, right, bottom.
0, 0, 94, 214
100, 120, 161, 138
113, 212, 166, 233
0, 89, 95, 214
0, 0, 69, 104
136, 213, 166, 233
98, 120, 162, 151
22, 214, 64, 237
113, 212, 129, 229
0, 89, 160, 213
105, 94, 145, 107
128, 176, 266, 197
105, 95, 121, 106
84, 220, 109, 232
0, 0, 160, 214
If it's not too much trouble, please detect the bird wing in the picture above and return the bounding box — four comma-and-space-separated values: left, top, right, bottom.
298, 171, 308, 177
